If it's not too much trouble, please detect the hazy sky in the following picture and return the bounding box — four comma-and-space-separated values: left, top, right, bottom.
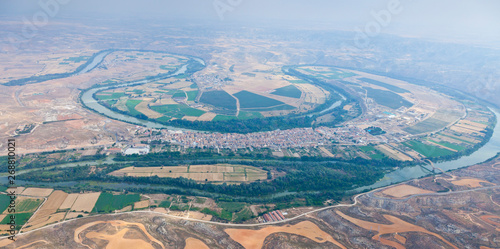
1, 0, 499, 44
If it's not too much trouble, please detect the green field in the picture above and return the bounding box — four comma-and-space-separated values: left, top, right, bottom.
0, 194, 10, 213
0, 212, 33, 229
234, 90, 286, 109
369, 154, 386, 160
213, 115, 238, 121
428, 139, 466, 151
125, 100, 143, 116
172, 91, 186, 98
218, 202, 246, 213
359, 146, 376, 152
243, 104, 296, 112
159, 200, 171, 208
234, 207, 254, 222
156, 116, 172, 122
364, 87, 413, 109
95, 92, 126, 100
151, 104, 206, 117
403, 140, 455, 157
16, 198, 43, 212
270, 85, 302, 98
360, 78, 410, 93
359, 146, 385, 159
199, 90, 237, 110
238, 111, 264, 120
92, 193, 141, 213
186, 90, 198, 101
104, 100, 117, 106
403, 118, 450, 135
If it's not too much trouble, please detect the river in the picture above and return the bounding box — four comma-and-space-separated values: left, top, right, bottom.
5, 108, 499, 194
80, 64, 199, 131
355, 108, 500, 191
74, 50, 112, 75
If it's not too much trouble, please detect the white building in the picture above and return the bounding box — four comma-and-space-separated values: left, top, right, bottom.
123, 145, 150, 155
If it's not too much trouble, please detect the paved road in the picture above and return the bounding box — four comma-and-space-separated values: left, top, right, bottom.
2, 182, 498, 240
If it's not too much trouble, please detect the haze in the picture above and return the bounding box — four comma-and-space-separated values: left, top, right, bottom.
1, 0, 499, 47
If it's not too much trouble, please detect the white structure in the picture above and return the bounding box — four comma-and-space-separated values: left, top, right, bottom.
123, 145, 150, 155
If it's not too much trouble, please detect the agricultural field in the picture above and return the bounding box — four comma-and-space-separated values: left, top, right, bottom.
225, 221, 345, 249
93, 193, 141, 213
12, 198, 43, 213
234, 90, 288, 109
364, 87, 413, 109
358, 146, 386, 160
380, 184, 435, 198
20, 188, 53, 197
359, 78, 410, 93
297, 66, 357, 80
270, 85, 302, 98
199, 90, 237, 110
70, 192, 101, 213
403, 140, 455, 158
404, 109, 463, 135
108, 164, 268, 183
0, 212, 33, 231
335, 211, 457, 249
151, 104, 206, 117
0, 195, 10, 214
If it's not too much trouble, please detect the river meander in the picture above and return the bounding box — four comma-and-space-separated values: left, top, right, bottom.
4, 49, 500, 197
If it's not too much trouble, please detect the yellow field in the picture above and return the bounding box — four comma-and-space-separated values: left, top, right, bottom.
65, 212, 89, 220
27, 190, 67, 221
196, 112, 217, 121
109, 164, 267, 182
381, 184, 435, 198
163, 80, 191, 90
450, 125, 480, 135
454, 123, 485, 132
319, 146, 335, 157
21, 188, 53, 197
59, 193, 79, 210
295, 83, 328, 104
134, 98, 163, 119
24, 212, 66, 231
225, 221, 346, 249
187, 211, 212, 221
133, 200, 150, 210
71, 192, 101, 212
182, 116, 198, 121
451, 178, 492, 188
442, 132, 479, 143
460, 120, 488, 129
114, 97, 129, 112
76, 220, 164, 249
185, 238, 210, 249
376, 145, 413, 161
